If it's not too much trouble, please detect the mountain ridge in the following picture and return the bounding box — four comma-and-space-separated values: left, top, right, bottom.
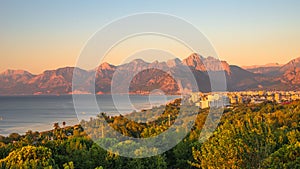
1, 54, 300, 95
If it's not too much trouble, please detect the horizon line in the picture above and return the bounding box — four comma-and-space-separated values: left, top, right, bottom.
1, 55, 298, 75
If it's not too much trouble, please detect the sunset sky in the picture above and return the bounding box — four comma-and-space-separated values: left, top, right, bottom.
1, 0, 300, 74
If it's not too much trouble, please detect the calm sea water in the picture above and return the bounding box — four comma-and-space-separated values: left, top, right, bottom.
0, 95, 179, 135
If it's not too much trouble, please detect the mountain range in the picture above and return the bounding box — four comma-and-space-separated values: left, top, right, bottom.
1, 53, 300, 95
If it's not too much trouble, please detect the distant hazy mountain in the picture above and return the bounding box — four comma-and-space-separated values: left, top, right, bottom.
242, 57, 300, 90
243, 63, 282, 76
243, 63, 282, 69
1, 54, 300, 95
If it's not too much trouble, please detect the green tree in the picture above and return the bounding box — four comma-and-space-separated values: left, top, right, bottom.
63, 161, 74, 169
0, 145, 56, 169
262, 142, 300, 169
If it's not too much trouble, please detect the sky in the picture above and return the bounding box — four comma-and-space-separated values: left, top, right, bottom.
1, 0, 300, 74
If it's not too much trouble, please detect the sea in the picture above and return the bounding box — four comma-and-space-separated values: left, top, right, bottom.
0, 95, 180, 135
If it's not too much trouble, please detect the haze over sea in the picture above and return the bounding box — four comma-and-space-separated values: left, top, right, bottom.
0, 95, 179, 135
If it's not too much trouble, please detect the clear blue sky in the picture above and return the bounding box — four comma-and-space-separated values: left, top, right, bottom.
1, 0, 300, 73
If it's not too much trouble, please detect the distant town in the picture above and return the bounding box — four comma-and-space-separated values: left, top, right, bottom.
188, 91, 300, 109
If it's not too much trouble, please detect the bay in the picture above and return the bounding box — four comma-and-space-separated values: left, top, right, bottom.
0, 95, 179, 135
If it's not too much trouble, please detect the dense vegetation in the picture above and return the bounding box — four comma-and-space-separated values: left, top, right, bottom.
0, 100, 299, 169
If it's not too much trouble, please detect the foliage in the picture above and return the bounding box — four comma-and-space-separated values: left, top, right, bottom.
0, 100, 299, 168
0, 145, 56, 169
190, 101, 300, 169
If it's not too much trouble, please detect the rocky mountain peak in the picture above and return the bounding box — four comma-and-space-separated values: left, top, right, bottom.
278, 57, 300, 84
280, 56, 300, 72
98, 62, 115, 71
166, 58, 182, 67
182, 53, 230, 73
131, 59, 147, 65
182, 53, 205, 71
203, 57, 231, 73
284, 57, 300, 66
